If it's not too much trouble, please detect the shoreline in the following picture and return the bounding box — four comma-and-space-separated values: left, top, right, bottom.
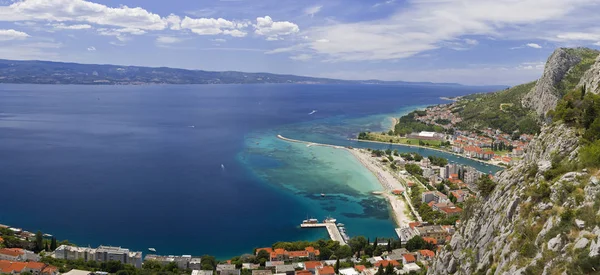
276, 135, 415, 227
350, 138, 503, 170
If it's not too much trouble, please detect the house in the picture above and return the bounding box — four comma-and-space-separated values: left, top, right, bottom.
276, 264, 296, 275
296, 270, 313, 275
437, 205, 463, 217
415, 225, 449, 244
423, 237, 438, 245
0, 260, 58, 275
217, 264, 237, 272
58, 269, 93, 275
402, 263, 421, 273
0, 248, 25, 261
265, 261, 285, 268
253, 270, 273, 275
418, 250, 435, 261
269, 247, 320, 261
338, 267, 359, 275
316, 266, 335, 275
421, 191, 448, 204
145, 254, 195, 270
402, 254, 416, 265
374, 260, 400, 268
354, 265, 366, 274
450, 190, 469, 203
55, 245, 142, 268
192, 271, 214, 275
303, 261, 323, 273
221, 270, 241, 275
243, 263, 261, 269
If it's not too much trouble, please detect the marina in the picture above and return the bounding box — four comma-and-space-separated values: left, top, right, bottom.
300, 218, 349, 245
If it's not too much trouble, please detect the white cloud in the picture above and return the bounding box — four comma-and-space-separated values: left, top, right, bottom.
0, 29, 30, 41
87, 46, 96, 51
0, 0, 168, 30
97, 28, 145, 41
51, 23, 92, 30
109, 41, 125, 46
290, 54, 312, 61
255, 16, 299, 40
526, 43, 542, 48
156, 36, 183, 44
275, 0, 599, 61
180, 16, 247, 37
554, 32, 600, 42
595, 41, 600, 46
373, 0, 396, 8
212, 38, 226, 43
464, 39, 479, 45
166, 14, 182, 30
304, 5, 322, 17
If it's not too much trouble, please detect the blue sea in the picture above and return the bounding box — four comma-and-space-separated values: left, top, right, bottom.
0, 84, 501, 259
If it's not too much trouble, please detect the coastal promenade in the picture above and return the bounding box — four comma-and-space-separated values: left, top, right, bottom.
300, 223, 347, 245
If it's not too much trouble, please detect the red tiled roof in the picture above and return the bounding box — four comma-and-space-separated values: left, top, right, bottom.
418, 250, 435, 258
402, 254, 416, 262
288, 251, 308, 257
439, 206, 463, 214
26, 262, 46, 270
318, 266, 335, 275
423, 237, 438, 245
42, 265, 58, 275
0, 248, 24, 257
296, 270, 312, 275
304, 261, 323, 270
375, 260, 400, 267
355, 265, 366, 272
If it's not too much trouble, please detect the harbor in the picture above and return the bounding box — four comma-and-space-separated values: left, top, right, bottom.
300, 217, 349, 245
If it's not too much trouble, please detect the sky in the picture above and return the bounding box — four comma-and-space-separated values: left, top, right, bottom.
0, 0, 599, 85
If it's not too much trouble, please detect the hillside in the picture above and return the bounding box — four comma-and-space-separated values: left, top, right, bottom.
0, 59, 474, 86
429, 48, 600, 274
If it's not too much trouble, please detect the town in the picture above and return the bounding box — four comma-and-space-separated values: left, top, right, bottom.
358, 101, 534, 167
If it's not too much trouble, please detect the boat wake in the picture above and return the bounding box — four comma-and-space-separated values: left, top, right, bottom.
308, 110, 317, 115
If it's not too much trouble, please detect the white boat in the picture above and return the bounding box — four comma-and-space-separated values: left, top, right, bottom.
321, 193, 325, 197
221, 164, 225, 170
302, 218, 319, 224
148, 248, 156, 252
308, 110, 317, 115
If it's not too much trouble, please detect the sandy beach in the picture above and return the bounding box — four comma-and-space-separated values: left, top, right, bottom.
348, 148, 417, 227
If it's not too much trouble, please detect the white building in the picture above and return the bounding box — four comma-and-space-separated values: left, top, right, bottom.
339, 268, 359, 275
402, 263, 421, 273
55, 245, 142, 268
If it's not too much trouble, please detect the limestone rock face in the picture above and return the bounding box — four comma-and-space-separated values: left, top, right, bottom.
522, 48, 582, 117
578, 54, 600, 94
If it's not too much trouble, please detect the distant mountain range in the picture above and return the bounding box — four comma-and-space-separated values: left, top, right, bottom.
0, 59, 489, 86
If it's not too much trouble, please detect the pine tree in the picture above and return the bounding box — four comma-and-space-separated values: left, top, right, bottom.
384, 263, 394, 275
376, 264, 384, 275
34, 231, 44, 252
335, 258, 340, 274
50, 236, 57, 251
372, 238, 378, 256
386, 239, 391, 252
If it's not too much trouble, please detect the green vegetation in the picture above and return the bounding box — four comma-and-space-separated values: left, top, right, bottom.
357, 132, 444, 147
453, 82, 540, 134
405, 164, 423, 176
427, 155, 448, 167
394, 110, 445, 135
475, 175, 496, 197
42, 258, 152, 275
405, 236, 435, 252
550, 82, 600, 168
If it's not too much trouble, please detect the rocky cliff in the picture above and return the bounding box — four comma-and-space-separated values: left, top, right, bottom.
522, 48, 582, 117
578, 54, 600, 95
430, 50, 600, 274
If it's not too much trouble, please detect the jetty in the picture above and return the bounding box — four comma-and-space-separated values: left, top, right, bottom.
300, 221, 347, 245
277, 135, 345, 150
